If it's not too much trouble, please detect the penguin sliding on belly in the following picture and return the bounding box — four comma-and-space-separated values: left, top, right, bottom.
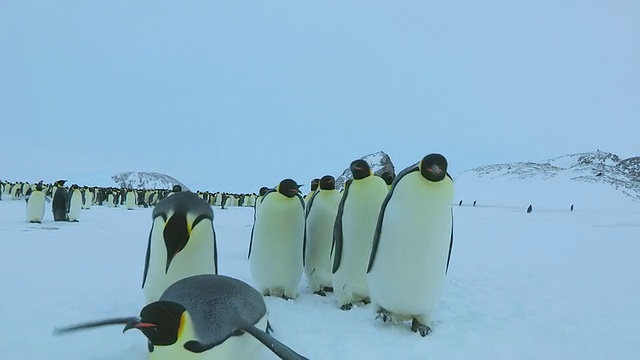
142, 191, 218, 304
53, 274, 309, 360
367, 153, 454, 336
249, 179, 305, 299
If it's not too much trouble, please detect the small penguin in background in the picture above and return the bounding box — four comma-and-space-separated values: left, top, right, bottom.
82, 187, 93, 209
458, 200, 463, 206
168, 184, 182, 197
26, 181, 46, 223
54, 274, 310, 360
142, 191, 218, 304
473, 200, 477, 207
249, 179, 305, 299
52, 180, 69, 221
527, 204, 533, 213
304, 175, 341, 295
254, 186, 270, 214
125, 188, 137, 210
332, 159, 388, 310
367, 153, 454, 336
107, 189, 116, 207
67, 184, 83, 222
380, 171, 395, 190
570, 204, 574, 212
303, 178, 320, 203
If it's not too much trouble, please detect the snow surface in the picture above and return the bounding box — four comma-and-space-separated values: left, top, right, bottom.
1, 180, 639, 359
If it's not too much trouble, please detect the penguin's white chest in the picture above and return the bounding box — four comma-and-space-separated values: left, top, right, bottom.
304, 191, 341, 290
250, 195, 304, 295
26, 191, 45, 222
368, 173, 454, 317
68, 190, 83, 221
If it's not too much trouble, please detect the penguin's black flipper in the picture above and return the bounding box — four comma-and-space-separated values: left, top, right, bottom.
141, 225, 153, 289
53, 317, 137, 335
331, 179, 352, 274
240, 322, 310, 360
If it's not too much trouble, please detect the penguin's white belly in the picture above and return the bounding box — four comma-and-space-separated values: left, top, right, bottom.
107, 194, 115, 207
125, 193, 136, 209
26, 192, 45, 222
149, 315, 268, 360
304, 193, 340, 291
250, 198, 304, 296
83, 191, 93, 209
332, 179, 388, 304
368, 176, 453, 317
144, 219, 217, 304
68, 191, 83, 221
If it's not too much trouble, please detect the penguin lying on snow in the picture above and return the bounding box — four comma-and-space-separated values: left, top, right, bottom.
53, 274, 309, 360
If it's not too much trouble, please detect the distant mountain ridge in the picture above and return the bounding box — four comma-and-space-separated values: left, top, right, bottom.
111, 172, 190, 191
335, 151, 395, 190
464, 151, 640, 201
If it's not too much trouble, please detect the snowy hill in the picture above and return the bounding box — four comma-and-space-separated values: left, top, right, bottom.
335, 151, 395, 190
456, 151, 640, 210
111, 172, 190, 191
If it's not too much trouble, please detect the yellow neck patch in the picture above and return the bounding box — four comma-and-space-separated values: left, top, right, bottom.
178, 312, 186, 339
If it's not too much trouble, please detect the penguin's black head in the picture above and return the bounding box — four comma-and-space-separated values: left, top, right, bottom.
258, 186, 270, 196
172, 185, 182, 192
350, 159, 371, 180
319, 175, 336, 190
35, 182, 43, 191
310, 178, 320, 191
419, 153, 448, 182
277, 179, 300, 198
71, 184, 79, 190
380, 171, 395, 185
124, 300, 185, 346
56, 180, 67, 187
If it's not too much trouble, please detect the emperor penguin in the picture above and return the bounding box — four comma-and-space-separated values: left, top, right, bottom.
249, 179, 305, 299
332, 159, 388, 310
52, 180, 69, 221
254, 186, 270, 214
125, 188, 137, 210
54, 274, 310, 360
107, 190, 116, 207
366, 153, 454, 336
142, 191, 218, 304
82, 187, 93, 209
380, 171, 395, 190
25, 181, 46, 223
67, 184, 83, 222
303, 178, 320, 203
304, 175, 341, 295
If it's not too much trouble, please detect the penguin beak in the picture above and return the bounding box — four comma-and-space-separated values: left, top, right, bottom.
426, 164, 443, 175
123, 318, 157, 333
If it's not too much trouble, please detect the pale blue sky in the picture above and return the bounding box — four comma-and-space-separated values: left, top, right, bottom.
1, 1, 637, 192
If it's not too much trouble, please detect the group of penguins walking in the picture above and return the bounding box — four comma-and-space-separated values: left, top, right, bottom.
50, 152, 454, 360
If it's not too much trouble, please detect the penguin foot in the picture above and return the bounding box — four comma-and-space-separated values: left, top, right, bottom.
362, 297, 371, 305
340, 303, 353, 311
280, 294, 293, 301
313, 290, 327, 297
322, 286, 334, 293
411, 318, 432, 337
376, 309, 392, 323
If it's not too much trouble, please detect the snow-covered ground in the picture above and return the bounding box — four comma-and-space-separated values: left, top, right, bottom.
1, 183, 639, 359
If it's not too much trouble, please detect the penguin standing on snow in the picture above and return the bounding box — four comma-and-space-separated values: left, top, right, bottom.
304, 175, 341, 295
332, 160, 388, 310
67, 184, 83, 222
303, 178, 320, 203
125, 188, 137, 210
52, 180, 69, 221
249, 179, 305, 299
54, 274, 309, 360
26, 181, 46, 223
142, 191, 218, 304
367, 153, 454, 336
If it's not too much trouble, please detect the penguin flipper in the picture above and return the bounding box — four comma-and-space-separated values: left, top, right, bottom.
141, 225, 153, 289
45, 196, 51, 203
240, 321, 310, 360
297, 194, 306, 266
331, 180, 352, 274
367, 164, 419, 273
446, 209, 454, 275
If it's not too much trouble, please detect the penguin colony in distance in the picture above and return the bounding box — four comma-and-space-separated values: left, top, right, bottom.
249, 179, 305, 299
54, 275, 309, 360
367, 154, 454, 336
